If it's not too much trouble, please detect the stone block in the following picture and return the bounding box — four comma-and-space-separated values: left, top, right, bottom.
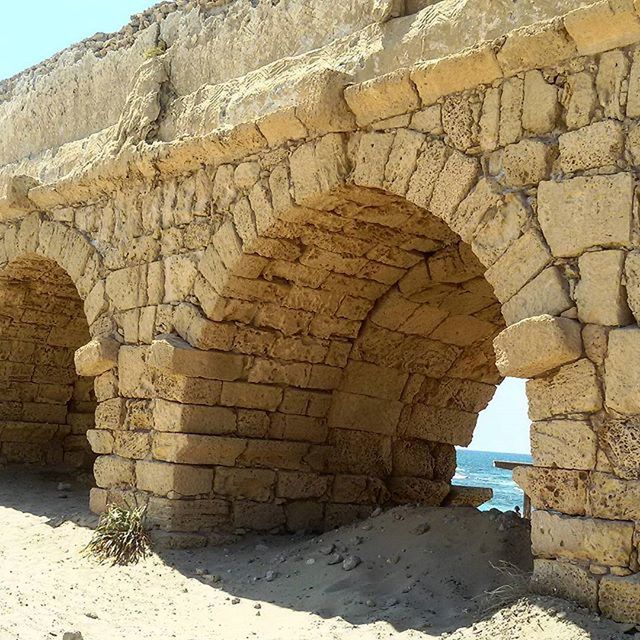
387, 477, 449, 505
214, 467, 276, 502
575, 250, 631, 326
531, 559, 599, 609
513, 466, 587, 515
136, 460, 213, 496
152, 432, 247, 465
146, 496, 229, 532
86, 429, 114, 454
284, 501, 324, 532
497, 20, 576, 75
149, 334, 246, 381
232, 501, 286, 531
327, 391, 402, 436
113, 431, 150, 460
344, 69, 420, 127
502, 267, 572, 325
95, 398, 127, 430
559, 120, 624, 172
485, 229, 551, 302
531, 510, 633, 565
173, 303, 237, 351
238, 439, 313, 472
493, 315, 582, 378
530, 419, 597, 470
564, 0, 640, 55
599, 574, 640, 623
589, 471, 640, 520
624, 252, 640, 323
410, 45, 502, 106
537, 174, 634, 258
220, 381, 283, 411
495, 139, 553, 187
400, 404, 477, 446
74, 337, 119, 377
526, 359, 602, 420
442, 485, 493, 507
605, 328, 640, 414
153, 399, 236, 435
93, 455, 136, 488
276, 471, 330, 500
522, 70, 559, 135
89, 487, 108, 515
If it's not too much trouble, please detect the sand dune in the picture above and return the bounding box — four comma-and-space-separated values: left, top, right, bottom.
0, 470, 632, 640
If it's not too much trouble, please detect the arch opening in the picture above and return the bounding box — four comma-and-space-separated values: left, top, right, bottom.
0, 254, 96, 472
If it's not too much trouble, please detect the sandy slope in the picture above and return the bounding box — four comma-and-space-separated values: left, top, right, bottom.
0, 470, 632, 640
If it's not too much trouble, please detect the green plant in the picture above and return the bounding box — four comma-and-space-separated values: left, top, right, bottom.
143, 46, 166, 59
84, 504, 151, 566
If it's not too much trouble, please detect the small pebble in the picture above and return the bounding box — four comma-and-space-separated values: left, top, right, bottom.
371, 507, 382, 517
231, 597, 240, 605
318, 544, 335, 555
57, 482, 72, 491
342, 555, 361, 571
305, 558, 315, 565
62, 634, 83, 640
254, 603, 261, 610
413, 522, 430, 535
366, 599, 376, 608
327, 553, 343, 565
265, 570, 277, 582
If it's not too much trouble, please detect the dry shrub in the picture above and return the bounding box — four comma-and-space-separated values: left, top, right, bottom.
84, 504, 151, 566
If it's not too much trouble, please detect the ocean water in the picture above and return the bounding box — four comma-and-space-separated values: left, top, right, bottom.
453, 449, 532, 512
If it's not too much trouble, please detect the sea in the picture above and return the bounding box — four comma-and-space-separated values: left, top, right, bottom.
453, 449, 532, 512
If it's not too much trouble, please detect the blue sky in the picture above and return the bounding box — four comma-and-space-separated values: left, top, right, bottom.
0, 3, 531, 455
0, 1, 154, 80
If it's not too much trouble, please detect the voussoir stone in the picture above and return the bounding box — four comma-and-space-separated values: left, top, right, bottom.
493, 315, 582, 378
74, 337, 120, 377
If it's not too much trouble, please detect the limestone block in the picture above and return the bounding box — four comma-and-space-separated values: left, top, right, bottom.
113, 432, 150, 460
95, 398, 127, 430
84, 280, 108, 327
163, 254, 198, 303
269, 413, 327, 444
410, 105, 442, 135
429, 314, 496, 347
341, 361, 408, 401
527, 359, 602, 420
605, 327, 640, 414
472, 195, 528, 268
494, 140, 553, 188
531, 510, 633, 565
596, 50, 630, 120
522, 70, 559, 135
410, 45, 502, 106
153, 399, 236, 435
582, 324, 610, 367
624, 252, 640, 323
276, 471, 330, 500
478, 87, 500, 152
232, 501, 286, 531
442, 485, 493, 507
239, 439, 315, 472
564, 0, 640, 55
387, 477, 449, 505
136, 460, 213, 497
105, 266, 146, 311
86, 429, 114, 455
485, 229, 550, 302
146, 496, 229, 532
494, 315, 582, 378
513, 466, 587, 515
429, 152, 480, 223
575, 250, 632, 326
89, 488, 108, 515
537, 174, 634, 258
173, 303, 237, 351
93, 455, 136, 488
531, 559, 599, 610
500, 77, 524, 146
214, 467, 276, 502
558, 120, 624, 173
599, 574, 640, 623
327, 391, 403, 435
256, 107, 307, 147
530, 419, 597, 470
352, 132, 394, 189
400, 404, 477, 446
149, 334, 246, 382
152, 432, 247, 465
383, 128, 425, 197
74, 337, 120, 377
502, 267, 572, 325
0, 175, 38, 220
563, 72, 597, 130
447, 178, 502, 243
497, 20, 576, 76
405, 139, 448, 209
344, 69, 420, 127
220, 381, 283, 411
628, 51, 640, 118
589, 471, 640, 520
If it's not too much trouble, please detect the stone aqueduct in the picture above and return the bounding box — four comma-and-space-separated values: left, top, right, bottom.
3, 0, 640, 622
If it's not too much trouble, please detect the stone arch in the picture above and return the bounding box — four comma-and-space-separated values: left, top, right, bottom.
0, 214, 119, 485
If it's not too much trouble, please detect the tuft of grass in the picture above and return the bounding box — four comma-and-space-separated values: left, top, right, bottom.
144, 45, 166, 59
473, 561, 532, 614
84, 504, 151, 566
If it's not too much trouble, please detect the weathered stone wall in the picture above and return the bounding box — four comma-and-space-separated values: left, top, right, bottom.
3, 0, 640, 625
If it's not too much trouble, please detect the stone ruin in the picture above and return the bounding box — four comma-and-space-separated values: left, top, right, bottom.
2, 0, 640, 623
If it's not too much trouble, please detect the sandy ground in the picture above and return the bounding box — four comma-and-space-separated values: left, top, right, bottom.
0, 470, 634, 640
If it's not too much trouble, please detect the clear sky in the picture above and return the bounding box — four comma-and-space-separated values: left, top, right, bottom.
0, 1, 155, 81
0, 3, 531, 455
468, 378, 530, 454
